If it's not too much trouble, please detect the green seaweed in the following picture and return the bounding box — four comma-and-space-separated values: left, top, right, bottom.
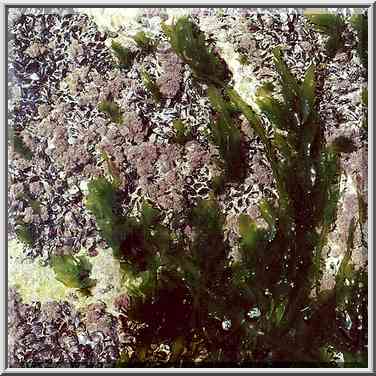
12, 134, 32, 160
173, 119, 192, 144
87, 171, 366, 365
85, 177, 167, 277
161, 17, 230, 87
51, 254, 96, 293
98, 100, 123, 124
15, 223, 35, 247
227, 47, 367, 363
350, 14, 368, 70
83, 20, 367, 365
85, 176, 118, 249
141, 69, 162, 103
207, 86, 245, 182
111, 40, 135, 69
133, 31, 157, 53
305, 13, 346, 58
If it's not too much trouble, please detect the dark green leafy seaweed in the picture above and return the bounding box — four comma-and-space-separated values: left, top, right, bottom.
162, 17, 230, 87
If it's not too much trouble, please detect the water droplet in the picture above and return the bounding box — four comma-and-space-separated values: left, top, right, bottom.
30, 72, 40, 81
247, 307, 261, 319
264, 288, 272, 296
222, 319, 232, 331
344, 312, 352, 330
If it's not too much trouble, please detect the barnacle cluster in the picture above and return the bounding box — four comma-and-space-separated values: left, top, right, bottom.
8, 7, 368, 368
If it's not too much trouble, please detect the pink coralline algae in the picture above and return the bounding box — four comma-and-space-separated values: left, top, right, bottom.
156, 46, 184, 99
184, 141, 210, 173
118, 112, 147, 143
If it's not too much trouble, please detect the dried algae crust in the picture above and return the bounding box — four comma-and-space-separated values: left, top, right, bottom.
8, 239, 125, 314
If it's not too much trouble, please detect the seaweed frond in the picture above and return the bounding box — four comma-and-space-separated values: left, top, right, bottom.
207, 86, 245, 182
228, 48, 351, 323
133, 31, 157, 54
173, 119, 192, 144
141, 69, 162, 103
12, 134, 32, 160
98, 100, 123, 124
350, 14, 368, 70
85, 177, 168, 275
15, 222, 35, 246
162, 17, 230, 87
111, 40, 136, 69
85, 176, 118, 249
51, 254, 96, 293
305, 12, 346, 58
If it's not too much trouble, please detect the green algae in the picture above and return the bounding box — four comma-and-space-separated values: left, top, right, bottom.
141, 68, 162, 103
111, 40, 135, 69
51, 254, 96, 294
305, 13, 346, 58
12, 133, 33, 160
173, 119, 192, 144
15, 223, 35, 247
133, 31, 157, 53
162, 17, 230, 87
207, 86, 246, 182
98, 100, 124, 124
9, 239, 125, 314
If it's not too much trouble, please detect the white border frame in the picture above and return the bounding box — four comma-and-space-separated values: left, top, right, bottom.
0, 1, 373, 373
